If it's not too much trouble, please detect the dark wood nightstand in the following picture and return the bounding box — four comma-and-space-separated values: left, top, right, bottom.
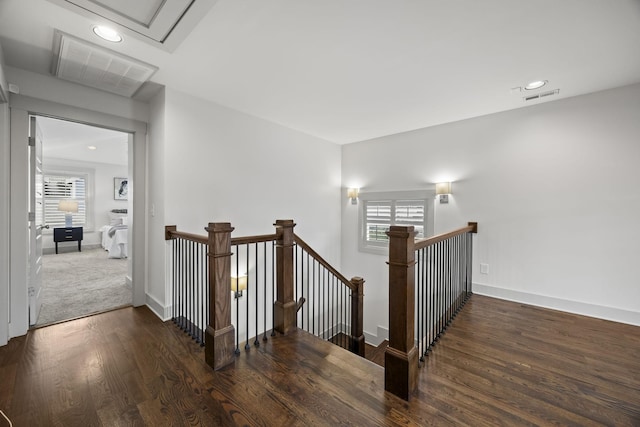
53, 227, 83, 254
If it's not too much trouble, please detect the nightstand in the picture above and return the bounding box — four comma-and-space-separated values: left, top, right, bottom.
53, 227, 83, 254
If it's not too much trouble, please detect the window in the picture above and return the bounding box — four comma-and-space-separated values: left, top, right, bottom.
358, 191, 434, 254
43, 174, 88, 228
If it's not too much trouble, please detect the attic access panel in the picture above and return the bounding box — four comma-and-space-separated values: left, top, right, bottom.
47, 0, 218, 51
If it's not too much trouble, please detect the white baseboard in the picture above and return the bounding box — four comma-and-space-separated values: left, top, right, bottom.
364, 325, 389, 346
145, 293, 172, 321
473, 283, 640, 327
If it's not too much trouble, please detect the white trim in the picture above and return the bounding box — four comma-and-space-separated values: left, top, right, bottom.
364, 325, 389, 346
7, 94, 147, 341
473, 283, 640, 327
145, 293, 171, 321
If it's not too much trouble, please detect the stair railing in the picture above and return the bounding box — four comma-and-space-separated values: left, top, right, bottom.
165, 219, 365, 371
385, 222, 477, 400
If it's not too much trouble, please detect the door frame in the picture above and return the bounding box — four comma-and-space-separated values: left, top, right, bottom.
9, 94, 147, 338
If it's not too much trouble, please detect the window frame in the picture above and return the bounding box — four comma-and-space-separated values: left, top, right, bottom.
358, 190, 434, 255
43, 165, 95, 232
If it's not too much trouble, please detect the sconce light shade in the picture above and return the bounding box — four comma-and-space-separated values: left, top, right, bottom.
435, 182, 451, 195
435, 182, 451, 204
347, 188, 359, 204
231, 275, 248, 298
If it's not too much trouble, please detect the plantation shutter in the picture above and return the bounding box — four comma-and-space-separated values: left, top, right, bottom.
365, 200, 392, 243
43, 175, 87, 227
363, 199, 426, 245
395, 200, 426, 238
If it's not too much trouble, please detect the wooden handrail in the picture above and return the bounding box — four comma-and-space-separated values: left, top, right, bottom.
414, 222, 477, 251
293, 234, 356, 291
166, 226, 278, 247
165, 226, 208, 245
231, 233, 277, 246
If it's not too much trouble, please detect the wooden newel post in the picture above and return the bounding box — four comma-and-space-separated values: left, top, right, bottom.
204, 222, 236, 370
274, 219, 296, 335
385, 225, 419, 400
350, 276, 365, 357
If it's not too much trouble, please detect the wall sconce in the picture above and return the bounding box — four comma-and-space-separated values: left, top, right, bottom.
435, 182, 451, 204
231, 275, 248, 298
347, 188, 359, 204
58, 200, 79, 227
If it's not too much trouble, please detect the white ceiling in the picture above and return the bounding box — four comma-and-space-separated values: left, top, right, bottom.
1, 0, 640, 144
38, 116, 129, 166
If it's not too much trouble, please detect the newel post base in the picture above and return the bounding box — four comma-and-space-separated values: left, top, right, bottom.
204, 222, 235, 371
385, 346, 419, 400
274, 219, 296, 335
205, 324, 235, 370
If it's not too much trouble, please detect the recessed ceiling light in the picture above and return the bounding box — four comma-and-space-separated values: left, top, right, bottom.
524, 80, 547, 90
93, 25, 122, 43
88, 145, 97, 150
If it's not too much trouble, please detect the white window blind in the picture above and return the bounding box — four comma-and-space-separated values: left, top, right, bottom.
43, 174, 87, 227
363, 199, 427, 247
365, 201, 391, 243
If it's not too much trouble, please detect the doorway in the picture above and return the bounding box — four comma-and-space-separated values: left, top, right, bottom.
8, 97, 147, 339
31, 116, 133, 326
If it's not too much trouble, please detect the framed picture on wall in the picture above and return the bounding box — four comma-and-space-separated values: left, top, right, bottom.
114, 177, 128, 201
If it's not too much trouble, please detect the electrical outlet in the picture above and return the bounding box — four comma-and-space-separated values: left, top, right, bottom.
480, 263, 489, 274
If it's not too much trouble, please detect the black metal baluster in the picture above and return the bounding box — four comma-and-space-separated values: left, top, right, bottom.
254, 243, 259, 347
172, 240, 176, 323
263, 241, 268, 341
197, 241, 201, 342
271, 241, 276, 337
181, 239, 186, 331
244, 244, 250, 351
307, 252, 315, 332
235, 245, 240, 354
417, 248, 422, 363
312, 259, 316, 335
300, 246, 305, 331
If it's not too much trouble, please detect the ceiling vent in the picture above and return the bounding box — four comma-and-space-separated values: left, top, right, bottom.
523, 89, 560, 102
52, 30, 158, 97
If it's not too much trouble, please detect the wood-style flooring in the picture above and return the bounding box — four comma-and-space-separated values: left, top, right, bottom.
0, 295, 639, 426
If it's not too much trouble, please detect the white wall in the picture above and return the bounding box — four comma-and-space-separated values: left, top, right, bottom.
5, 66, 148, 123
145, 88, 342, 317
0, 102, 8, 346
342, 83, 640, 343
41, 158, 128, 251
146, 88, 167, 317
4, 67, 148, 340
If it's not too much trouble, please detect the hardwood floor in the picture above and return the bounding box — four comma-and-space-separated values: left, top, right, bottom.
365, 340, 388, 367
0, 295, 638, 426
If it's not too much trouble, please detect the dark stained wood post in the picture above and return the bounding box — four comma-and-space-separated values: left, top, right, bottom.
274, 219, 296, 335
350, 276, 365, 357
385, 225, 419, 400
204, 222, 236, 370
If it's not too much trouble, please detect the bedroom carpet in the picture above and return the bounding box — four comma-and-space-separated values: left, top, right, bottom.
36, 248, 131, 326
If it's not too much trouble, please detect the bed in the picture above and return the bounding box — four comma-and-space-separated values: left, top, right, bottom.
101, 209, 128, 258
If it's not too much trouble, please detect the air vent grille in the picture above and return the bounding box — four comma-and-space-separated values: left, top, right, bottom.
523, 89, 559, 102
53, 31, 158, 97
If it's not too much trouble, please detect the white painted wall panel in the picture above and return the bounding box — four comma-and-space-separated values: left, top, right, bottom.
342, 84, 640, 341
145, 88, 342, 314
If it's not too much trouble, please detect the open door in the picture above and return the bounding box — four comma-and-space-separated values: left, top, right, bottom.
28, 116, 47, 325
